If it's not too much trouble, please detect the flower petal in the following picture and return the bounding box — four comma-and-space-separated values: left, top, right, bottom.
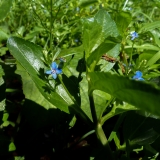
45, 70, 52, 74
52, 73, 57, 79
56, 68, 62, 74
135, 71, 142, 78
131, 32, 138, 40
51, 62, 57, 70
138, 77, 144, 81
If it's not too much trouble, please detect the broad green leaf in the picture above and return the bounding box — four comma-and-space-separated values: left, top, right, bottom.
80, 74, 92, 120
123, 112, 160, 146
95, 9, 119, 38
9, 142, 16, 151
146, 51, 160, 67
14, 157, 25, 160
150, 30, 160, 47
15, 62, 56, 109
0, 47, 8, 56
0, 0, 13, 21
82, 9, 119, 58
98, 43, 121, 72
82, 18, 102, 57
93, 90, 111, 120
87, 40, 116, 70
88, 72, 160, 116
125, 44, 160, 51
80, 74, 111, 121
7, 37, 70, 113
0, 28, 9, 42
59, 45, 84, 58
114, 11, 132, 36
139, 21, 160, 33
7, 37, 92, 125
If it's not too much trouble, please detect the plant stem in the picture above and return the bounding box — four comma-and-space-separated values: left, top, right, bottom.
129, 42, 134, 65
50, 0, 53, 52
96, 123, 115, 160
88, 80, 114, 159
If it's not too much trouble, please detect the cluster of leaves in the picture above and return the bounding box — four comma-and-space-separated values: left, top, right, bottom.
1, 0, 160, 159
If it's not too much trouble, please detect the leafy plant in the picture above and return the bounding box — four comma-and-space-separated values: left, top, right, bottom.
1, 0, 160, 159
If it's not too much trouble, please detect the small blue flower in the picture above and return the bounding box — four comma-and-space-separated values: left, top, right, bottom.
74, 39, 79, 43
45, 62, 62, 79
76, 7, 80, 12
132, 71, 144, 81
131, 31, 138, 40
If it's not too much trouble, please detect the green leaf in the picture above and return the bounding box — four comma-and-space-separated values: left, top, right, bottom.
102, 103, 138, 123
139, 21, 160, 33
0, 28, 9, 42
146, 51, 160, 67
125, 44, 160, 51
9, 142, 16, 151
0, 65, 5, 112
88, 72, 160, 116
150, 30, 160, 47
14, 157, 25, 160
114, 11, 132, 36
82, 18, 102, 57
79, 0, 98, 7
59, 45, 84, 58
87, 40, 117, 71
97, 43, 121, 72
131, 128, 159, 145
80, 75, 92, 121
95, 9, 119, 38
80, 74, 111, 121
7, 37, 70, 113
15, 62, 56, 109
82, 9, 119, 58
93, 90, 111, 120
0, 0, 13, 21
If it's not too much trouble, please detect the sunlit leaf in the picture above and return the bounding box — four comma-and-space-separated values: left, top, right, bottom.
88, 72, 160, 116
7, 37, 70, 113
83, 9, 119, 58
0, 0, 13, 21
15, 62, 56, 109
139, 21, 160, 33
114, 11, 132, 36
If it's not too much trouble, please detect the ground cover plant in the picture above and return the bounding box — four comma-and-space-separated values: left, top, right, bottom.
1, 0, 160, 159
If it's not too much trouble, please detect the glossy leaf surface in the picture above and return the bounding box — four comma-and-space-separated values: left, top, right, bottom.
7, 37, 70, 113
88, 72, 160, 116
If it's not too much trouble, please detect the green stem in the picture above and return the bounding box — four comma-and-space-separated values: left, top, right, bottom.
87, 77, 114, 159
50, 0, 53, 52
96, 123, 115, 160
101, 104, 117, 125
129, 42, 134, 65
100, 96, 115, 120
121, 41, 128, 68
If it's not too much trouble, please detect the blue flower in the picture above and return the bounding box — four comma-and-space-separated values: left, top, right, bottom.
131, 31, 138, 40
132, 71, 144, 81
45, 62, 62, 79
74, 39, 79, 43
